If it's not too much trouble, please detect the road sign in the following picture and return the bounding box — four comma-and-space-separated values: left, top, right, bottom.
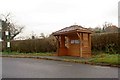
7, 42, 10, 48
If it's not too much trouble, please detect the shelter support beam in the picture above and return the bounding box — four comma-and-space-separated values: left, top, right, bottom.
77, 33, 83, 57
55, 36, 60, 56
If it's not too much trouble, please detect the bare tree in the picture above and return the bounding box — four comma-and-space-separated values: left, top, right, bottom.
103, 22, 118, 33
40, 33, 45, 39
1, 13, 24, 41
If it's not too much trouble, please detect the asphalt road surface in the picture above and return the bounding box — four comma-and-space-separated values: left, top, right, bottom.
2, 58, 119, 78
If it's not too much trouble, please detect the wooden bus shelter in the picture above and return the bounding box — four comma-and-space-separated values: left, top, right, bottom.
52, 25, 92, 58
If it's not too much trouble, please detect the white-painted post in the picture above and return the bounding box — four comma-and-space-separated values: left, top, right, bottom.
5, 31, 10, 53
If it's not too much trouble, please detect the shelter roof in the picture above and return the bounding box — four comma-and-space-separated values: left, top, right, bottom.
52, 25, 92, 36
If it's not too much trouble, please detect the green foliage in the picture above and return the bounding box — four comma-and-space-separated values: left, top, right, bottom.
1, 32, 119, 54
2, 35, 57, 53
105, 44, 117, 54
91, 33, 120, 54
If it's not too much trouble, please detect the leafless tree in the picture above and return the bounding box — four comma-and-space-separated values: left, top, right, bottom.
0, 13, 24, 41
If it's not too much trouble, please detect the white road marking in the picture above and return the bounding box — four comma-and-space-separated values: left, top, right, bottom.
63, 65, 73, 66
58, 64, 73, 66
94, 66, 111, 68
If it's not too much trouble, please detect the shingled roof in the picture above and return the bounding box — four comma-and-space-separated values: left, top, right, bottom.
52, 25, 92, 35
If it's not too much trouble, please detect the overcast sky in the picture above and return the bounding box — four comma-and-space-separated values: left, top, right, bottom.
0, 0, 119, 39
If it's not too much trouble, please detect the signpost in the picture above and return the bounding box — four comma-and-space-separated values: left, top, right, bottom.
5, 31, 10, 53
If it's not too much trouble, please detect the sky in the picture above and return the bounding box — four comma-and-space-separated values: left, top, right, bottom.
0, 0, 119, 39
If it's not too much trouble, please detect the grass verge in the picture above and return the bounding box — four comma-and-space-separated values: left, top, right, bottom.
2, 52, 54, 56
89, 53, 119, 65
1, 52, 120, 67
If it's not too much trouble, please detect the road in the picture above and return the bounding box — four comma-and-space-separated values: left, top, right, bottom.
2, 58, 119, 78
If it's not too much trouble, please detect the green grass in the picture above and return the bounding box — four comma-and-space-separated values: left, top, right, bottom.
89, 53, 119, 65
58, 53, 119, 65
2, 51, 54, 56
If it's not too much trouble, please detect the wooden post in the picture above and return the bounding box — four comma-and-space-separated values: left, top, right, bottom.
55, 36, 60, 56
77, 33, 82, 57
88, 34, 91, 54
60, 35, 65, 48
